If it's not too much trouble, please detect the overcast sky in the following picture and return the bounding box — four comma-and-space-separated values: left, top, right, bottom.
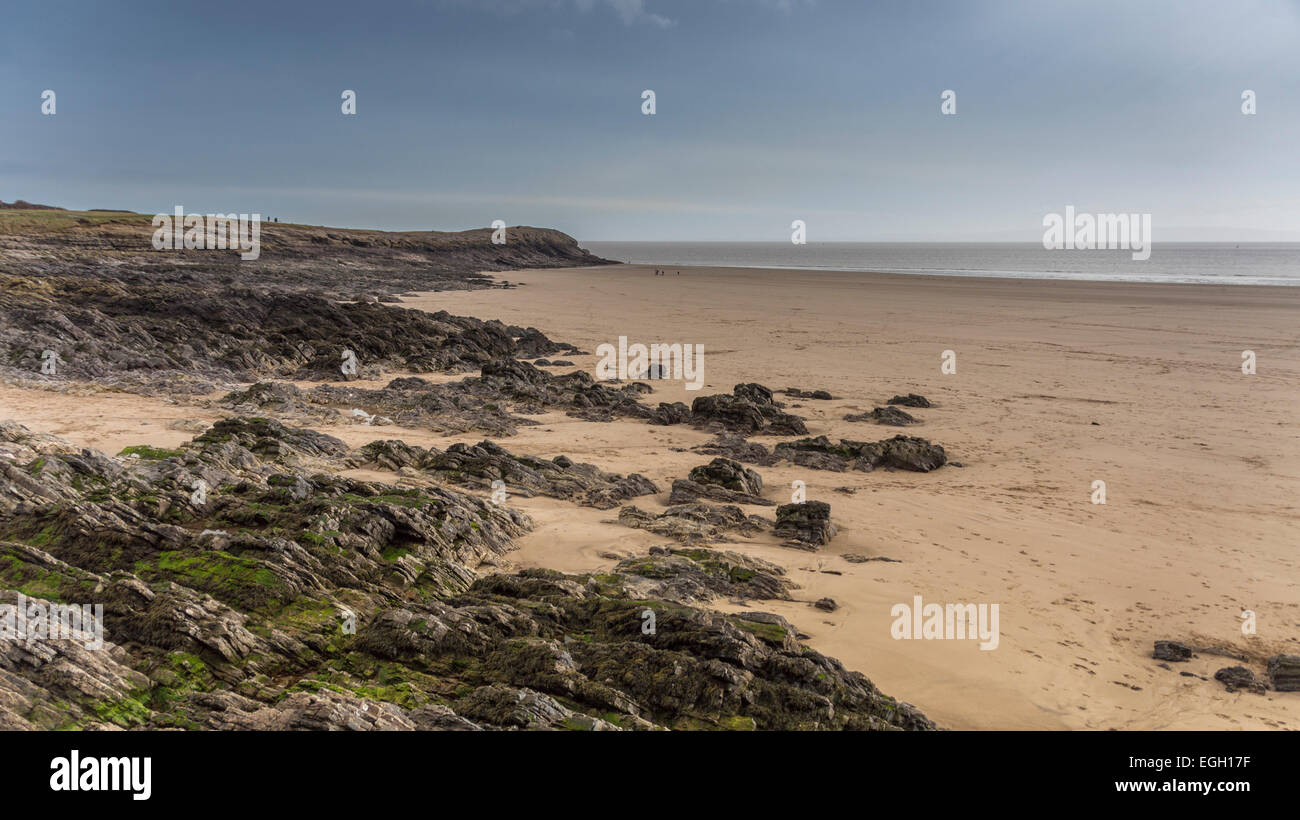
3, 0, 1298, 240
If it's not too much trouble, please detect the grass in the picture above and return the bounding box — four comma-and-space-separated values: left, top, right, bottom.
118, 444, 184, 460
0, 208, 151, 233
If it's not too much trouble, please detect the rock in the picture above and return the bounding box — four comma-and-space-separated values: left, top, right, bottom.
1213, 666, 1267, 694
774, 435, 947, 473
773, 501, 836, 546
814, 597, 838, 612
844, 406, 917, 426
690, 384, 808, 435
1152, 640, 1196, 662
667, 458, 773, 506
421, 439, 659, 509
1266, 654, 1300, 691
0, 423, 933, 732
612, 547, 793, 604
687, 457, 764, 495
224, 357, 660, 437
617, 503, 769, 544
785, 388, 834, 400
692, 433, 778, 466
648, 402, 691, 426
888, 394, 932, 408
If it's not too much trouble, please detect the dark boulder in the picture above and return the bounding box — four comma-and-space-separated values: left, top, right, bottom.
888, 394, 932, 408
774, 500, 836, 546
774, 435, 947, 473
1152, 640, 1195, 662
845, 406, 917, 426
1213, 666, 1267, 694
1267, 654, 1300, 691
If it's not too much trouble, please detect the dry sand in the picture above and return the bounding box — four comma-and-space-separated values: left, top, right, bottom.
3, 263, 1299, 729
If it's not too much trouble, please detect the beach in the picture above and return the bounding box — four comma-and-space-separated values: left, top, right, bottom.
411, 264, 1300, 729
2, 262, 1297, 729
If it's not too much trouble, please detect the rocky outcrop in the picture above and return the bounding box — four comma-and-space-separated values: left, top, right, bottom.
617, 503, 768, 544
692, 433, 779, 466
774, 435, 947, 473
668, 458, 774, 506
1213, 666, 1267, 694
0, 214, 612, 302
690, 384, 808, 435
0, 421, 933, 731
611, 546, 794, 604
0, 277, 582, 396
888, 394, 932, 408
844, 406, 918, 426
1267, 654, 1300, 692
773, 501, 836, 547
421, 440, 658, 510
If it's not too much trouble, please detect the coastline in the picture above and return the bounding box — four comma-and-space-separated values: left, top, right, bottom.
1, 258, 1297, 729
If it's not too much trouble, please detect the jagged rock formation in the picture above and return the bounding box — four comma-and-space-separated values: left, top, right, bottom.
617, 503, 769, 545
0, 421, 931, 731
0, 278, 578, 394
692, 433, 779, 466
1213, 666, 1267, 694
345, 438, 657, 510
668, 458, 774, 506
610, 546, 794, 604
689, 384, 808, 435
773, 501, 836, 547
226, 358, 653, 436
1268, 654, 1300, 691
774, 435, 947, 473
0, 211, 602, 394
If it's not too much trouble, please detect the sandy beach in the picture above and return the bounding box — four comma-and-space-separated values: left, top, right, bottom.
3, 263, 1298, 729
413, 265, 1300, 729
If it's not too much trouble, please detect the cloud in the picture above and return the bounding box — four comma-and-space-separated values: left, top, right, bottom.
577, 0, 673, 27
438, 0, 673, 28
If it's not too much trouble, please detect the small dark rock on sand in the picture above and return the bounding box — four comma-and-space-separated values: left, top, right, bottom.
1152, 640, 1196, 662
844, 406, 917, 426
888, 393, 932, 408
785, 388, 834, 400
1213, 666, 1267, 694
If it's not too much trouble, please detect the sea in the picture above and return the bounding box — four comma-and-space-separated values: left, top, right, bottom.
578, 242, 1300, 286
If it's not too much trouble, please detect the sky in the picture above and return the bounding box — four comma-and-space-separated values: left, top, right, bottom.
2, 0, 1299, 241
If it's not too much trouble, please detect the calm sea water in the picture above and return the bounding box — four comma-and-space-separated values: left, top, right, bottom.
579, 242, 1300, 286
